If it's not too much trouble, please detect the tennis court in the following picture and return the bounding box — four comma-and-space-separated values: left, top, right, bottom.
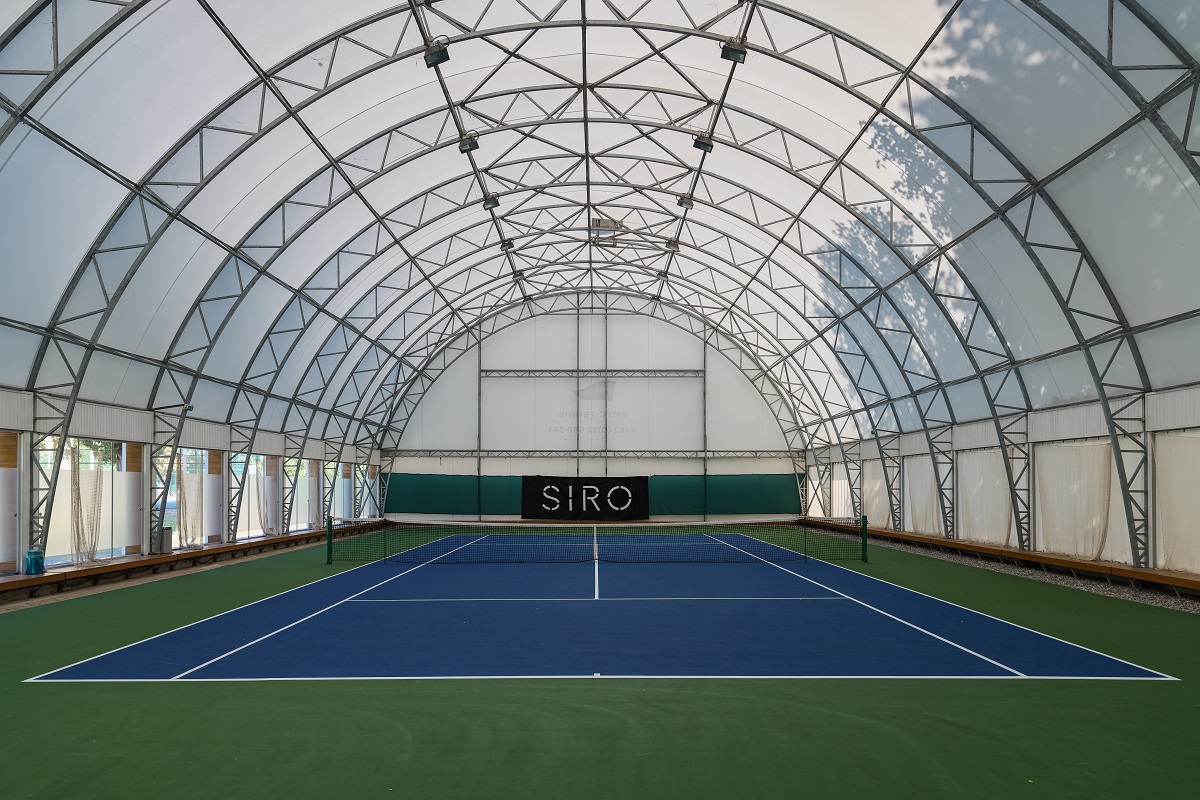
31, 521, 1169, 683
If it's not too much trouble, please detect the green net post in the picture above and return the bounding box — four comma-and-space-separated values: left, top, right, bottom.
326, 516, 334, 564
860, 515, 868, 562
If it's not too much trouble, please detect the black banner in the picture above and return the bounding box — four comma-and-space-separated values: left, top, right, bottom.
521, 475, 650, 521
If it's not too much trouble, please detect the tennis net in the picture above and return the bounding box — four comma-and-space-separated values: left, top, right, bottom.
325, 517, 867, 564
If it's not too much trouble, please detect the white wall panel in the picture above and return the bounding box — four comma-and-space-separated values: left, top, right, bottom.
254, 431, 285, 457
1029, 402, 1108, 442
1148, 385, 1200, 432
898, 432, 929, 457
705, 348, 787, 451
952, 419, 999, 452
180, 418, 231, 450
607, 315, 702, 369
0, 388, 33, 431
69, 402, 152, 442
706, 458, 792, 475
400, 348, 479, 449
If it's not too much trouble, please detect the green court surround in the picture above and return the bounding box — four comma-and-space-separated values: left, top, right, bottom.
1, 542, 1195, 799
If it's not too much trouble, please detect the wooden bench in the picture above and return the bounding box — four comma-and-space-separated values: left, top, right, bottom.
806, 519, 1200, 595
0, 521, 384, 604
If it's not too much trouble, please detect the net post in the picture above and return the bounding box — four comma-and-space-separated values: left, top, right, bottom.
860, 515, 868, 562
326, 515, 333, 564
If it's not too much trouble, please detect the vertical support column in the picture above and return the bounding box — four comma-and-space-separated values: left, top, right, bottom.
352, 463, 369, 518
1000, 413, 1031, 550
322, 458, 337, 523
0, 432, 18, 572
1108, 393, 1150, 567
264, 455, 281, 535
117, 443, 143, 555
790, 453, 807, 516
307, 459, 322, 529
205, 451, 224, 544
149, 410, 182, 554
340, 463, 353, 520
844, 441, 862, 520
280, 433, 304, 534
29, 393, 70, 554
809, 448, 832, 518
929, 426, 955, 539
477, 323, 483, 521
877, 432, 902, 531
701, 335, 708, 521
227, 425, 252, 542
377, 460, 390, 520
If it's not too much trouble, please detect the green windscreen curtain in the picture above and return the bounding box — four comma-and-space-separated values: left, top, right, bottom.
383, 473, 802, 516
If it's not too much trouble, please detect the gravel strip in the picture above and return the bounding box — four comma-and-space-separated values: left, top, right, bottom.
862, 533, 1200, 615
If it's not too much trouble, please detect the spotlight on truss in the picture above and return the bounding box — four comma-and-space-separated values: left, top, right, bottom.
424, 38, 450, 68
720, 38, 748, 64
500, 239, 515, 251
458, 132, 479, 153
664, 239, 679, 252
677, 195, 694, 209
693, 134, 714, 153
482, 194, 500, 210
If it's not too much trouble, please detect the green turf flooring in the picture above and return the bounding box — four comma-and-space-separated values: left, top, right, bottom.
2, 543, 1197, 799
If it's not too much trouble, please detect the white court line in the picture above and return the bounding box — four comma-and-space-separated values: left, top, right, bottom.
594, 560, 599, 600
25, 533, 458, 682
785, 538, 1179, 681
31, 673, 1174, 683
345, 596, 848, 602
705, 534, 1026, 677
167, 535, 490, 680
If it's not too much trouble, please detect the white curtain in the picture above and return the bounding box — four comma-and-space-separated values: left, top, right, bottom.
1034, 439, 1131, 563
70, 443, 103, 564
862, 459, 891, 529
903, 456, 943, 535
1153, 429, 1200, 574
956, 448, 1014, 546
177, 449, 204, 548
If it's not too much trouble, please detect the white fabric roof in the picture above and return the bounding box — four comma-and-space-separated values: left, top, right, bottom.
2, 0, 1199, 453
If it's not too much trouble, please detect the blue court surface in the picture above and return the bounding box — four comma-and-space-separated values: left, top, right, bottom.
30, 534, 1172, 682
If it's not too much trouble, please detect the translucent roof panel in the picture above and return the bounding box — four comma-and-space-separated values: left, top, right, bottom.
0, 0, 1195, 456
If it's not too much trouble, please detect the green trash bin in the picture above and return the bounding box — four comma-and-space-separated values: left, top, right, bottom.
24, 550, 44, 576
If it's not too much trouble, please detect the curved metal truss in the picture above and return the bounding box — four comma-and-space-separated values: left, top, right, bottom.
5, 0, 1198, 566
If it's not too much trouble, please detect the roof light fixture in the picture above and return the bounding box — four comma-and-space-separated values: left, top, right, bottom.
677, 195, 694, 209
500, 238, 515, 251
664, 240, 679, 252
458, 132, 479, 153
482, 194, 500, 210
424, 38, 450, 68
720, 38, 748, 64
693, 134, 714, 153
